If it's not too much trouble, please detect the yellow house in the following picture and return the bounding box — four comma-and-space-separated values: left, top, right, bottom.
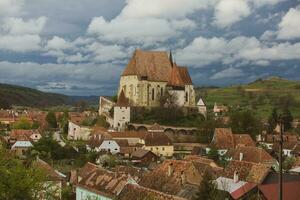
142, 132, 174, 157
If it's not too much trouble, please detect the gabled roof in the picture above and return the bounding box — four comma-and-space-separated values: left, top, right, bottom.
131, 149, 157, 159
110, 131, 146, 139
233, 134, 256, 147
196, 98, 205, 106
221, 160, 271, 184
10, 129, 40, 141
148, 123, 164, 132
226, 146, 275, 164
144, 132, 172, 146
122, 49, 173, 82
211, 128, 235, 149
77, 167, 132, 198
116, 90, 129, 107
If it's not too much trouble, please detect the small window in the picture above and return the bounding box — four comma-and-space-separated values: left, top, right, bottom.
185, 92, 188, 102
152, 88, 155, 101
162, 147, 165, 151
161, 88, 163, 96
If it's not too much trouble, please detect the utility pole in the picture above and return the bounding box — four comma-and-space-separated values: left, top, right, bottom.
278, 116, 283, 200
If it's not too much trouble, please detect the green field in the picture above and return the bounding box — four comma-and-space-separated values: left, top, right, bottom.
195, 77, 300, 119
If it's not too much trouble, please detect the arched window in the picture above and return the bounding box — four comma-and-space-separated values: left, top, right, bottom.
152, 88, 155, 101
161, 88, 163, 96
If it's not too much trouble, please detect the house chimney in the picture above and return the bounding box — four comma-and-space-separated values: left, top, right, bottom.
239, 152, 243, 161
233, 171, 239, 183
168, 163, 173, 177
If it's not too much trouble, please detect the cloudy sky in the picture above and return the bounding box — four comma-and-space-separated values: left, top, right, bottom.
0, 0, 300, 96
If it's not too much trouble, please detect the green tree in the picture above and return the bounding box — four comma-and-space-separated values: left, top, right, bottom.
268, 108, 278, 133
11, 117, 32, 130
194, 170, 227, 200
46, 111, 57, 129
281, 107, 293, 131
229, 110, 262, 139
58, 111, 69, 134
283, 156, 296, 171
0, 150, 46, 200
207, 147, 219, 162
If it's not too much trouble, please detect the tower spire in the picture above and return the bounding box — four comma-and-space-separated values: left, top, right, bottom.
169, 50, 173, 67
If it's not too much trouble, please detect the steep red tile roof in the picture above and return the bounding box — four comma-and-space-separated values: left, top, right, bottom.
10, 129, 40, 141
77, 167, 131, 198
115, 90, 129, 107
121, 49, 173, 82
233, 134, 256, 147
119, 184, 187, 200
211, 128, 235, 149
226, 146, 276, 165
222, 160, 271, 184
177, 66, 193, 85
78, 162, 98, 180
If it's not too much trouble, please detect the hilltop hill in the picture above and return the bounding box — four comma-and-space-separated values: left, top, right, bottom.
0, 83, 69, 108
195, 77, 300, 119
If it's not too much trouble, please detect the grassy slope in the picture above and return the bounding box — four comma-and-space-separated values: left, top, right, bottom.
196, 77, 300, 119
0, 83, 69, 107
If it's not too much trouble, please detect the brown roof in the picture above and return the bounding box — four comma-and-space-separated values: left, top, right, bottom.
122, 49, 173, 82
113, 165, 144, 182
78, 162, 98, 180
265, 133, 298, 143
110, 131, 146, 139
222, 160, 271, 184
149, 123, 164, 132
233, 134, 256, 147
144, 132, 172, 146
226, 146, 276, 164
140, 160, 196, 196
116, 90, 129, 107
131, 149, 157, 159
32, 159, 63, 181
10, 129, 40, 141
116, 139, 129, 147
77, 167, 130, 198
119, 184, 187, 200
211, 128, 235, 149
177, 66, 193, 85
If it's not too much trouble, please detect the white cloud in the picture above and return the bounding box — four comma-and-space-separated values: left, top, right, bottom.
0, 0, 24, 17
260, 30, 277, 41
87, 0, 212, 44
277, 6, 300, 40
0, 34, 41, 52
2, 16, 47, 35
213, 0, 251, 28
177, 36, 300, 67
210, 67, 244, 80
46, 36, 72, 50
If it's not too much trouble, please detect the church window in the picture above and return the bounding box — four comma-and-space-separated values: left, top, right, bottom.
161, 88, 163, 96
152, 88, 155, 101
185, 92, 188, 102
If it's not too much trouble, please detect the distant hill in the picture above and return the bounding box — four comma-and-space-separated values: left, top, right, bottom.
195, 77, 300, 119
0, 83, 100, 108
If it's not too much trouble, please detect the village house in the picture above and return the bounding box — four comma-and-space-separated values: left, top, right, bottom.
118, 49, 196, 108
143, 132, 174, 157
216, 160, 272, 199
32, 158, 65, 200
213, 102, 228, 117
67, 114, 93, 141
131, 149, 159, 166
210, 128, 256, 156
260, 132, 298, 150
76, 166, 137, 200
110, 131, 146, 146
196, 98, 207, 118
9, 129, 42, 145
11, 140, 33, 157
140, 158, 222, 199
